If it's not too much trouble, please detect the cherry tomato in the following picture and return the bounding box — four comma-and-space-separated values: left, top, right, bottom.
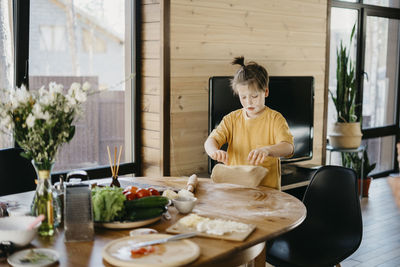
124, 191, 136, 201
148, 188, 160, 196
129, 186, 138, 194
135, 188, 150, 199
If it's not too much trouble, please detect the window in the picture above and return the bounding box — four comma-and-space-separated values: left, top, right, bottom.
362, 16, 399, 129
363, 0, 400, 9
0, 0, 14, 149
327, 8, 358, 135
9, 0, 141, 178
328, 1, 400, 176
39, 25, 67, 52
82, 29, 107, 53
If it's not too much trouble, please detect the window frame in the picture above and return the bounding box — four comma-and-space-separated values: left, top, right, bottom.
331, 0, 400, 177
12, 0, 142, 180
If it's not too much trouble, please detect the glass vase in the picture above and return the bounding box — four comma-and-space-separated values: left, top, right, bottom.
30, 161, 61, 236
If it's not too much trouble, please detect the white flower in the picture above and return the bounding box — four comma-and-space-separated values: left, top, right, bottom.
66, 95, 77, 106
49, 82, 63, 94
70, 82, 81, 92
39, 94, 51, 106
0, 81, 91, 164
82, 82, 91, 92
10, 97, 19, 109
32, 103, 42, 116
26, 113, 36, 128
74, 89, 87, 103
16, 85, 30, 103
42, 111, 50, 121
38, 86, 46, 96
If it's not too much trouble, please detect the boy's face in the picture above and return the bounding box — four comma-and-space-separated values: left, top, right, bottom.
236, 84, 268, 118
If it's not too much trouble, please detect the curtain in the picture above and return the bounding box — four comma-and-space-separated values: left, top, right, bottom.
0, 0, 14, 148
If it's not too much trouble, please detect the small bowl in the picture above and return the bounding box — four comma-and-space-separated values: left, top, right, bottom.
130, 228, 158, 236
7, 206, 31, 217
0, 216, 39, 247
172, 197, 197, 214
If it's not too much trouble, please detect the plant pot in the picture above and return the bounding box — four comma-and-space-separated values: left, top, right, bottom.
329, 122, 363, 149
358, 177, 372, 197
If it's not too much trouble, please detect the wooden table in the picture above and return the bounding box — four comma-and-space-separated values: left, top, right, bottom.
0, 176, 306, 267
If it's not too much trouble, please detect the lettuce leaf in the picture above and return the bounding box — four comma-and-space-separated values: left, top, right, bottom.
91, 186, 125, 222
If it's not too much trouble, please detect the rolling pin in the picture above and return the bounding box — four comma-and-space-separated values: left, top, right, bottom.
186, 174, 198, 193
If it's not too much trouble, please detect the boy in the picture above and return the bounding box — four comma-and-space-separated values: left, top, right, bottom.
204, 56, 294, 189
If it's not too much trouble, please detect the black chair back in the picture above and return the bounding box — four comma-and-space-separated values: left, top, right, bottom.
0, 148, 37, 196
266, 165, 363, 266
303, 165, 363, 246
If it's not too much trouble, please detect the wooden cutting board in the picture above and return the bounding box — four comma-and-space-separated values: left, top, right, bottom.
166, 215, 256, 242
102, 234, 200, 267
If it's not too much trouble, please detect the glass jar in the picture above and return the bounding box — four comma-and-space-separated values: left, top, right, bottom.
30, 161, 61, 236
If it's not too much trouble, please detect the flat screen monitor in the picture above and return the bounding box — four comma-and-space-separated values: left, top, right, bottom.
208, 76, 314, 173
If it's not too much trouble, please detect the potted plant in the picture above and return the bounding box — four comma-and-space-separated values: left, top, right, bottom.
329, 24, 363, 148
342, 150, 376, 197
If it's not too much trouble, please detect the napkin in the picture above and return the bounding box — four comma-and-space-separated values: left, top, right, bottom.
211, 164, 268, 187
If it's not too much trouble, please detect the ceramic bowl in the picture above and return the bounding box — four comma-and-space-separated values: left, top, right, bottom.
172, 197, 197, 214
0, 216, 39, 247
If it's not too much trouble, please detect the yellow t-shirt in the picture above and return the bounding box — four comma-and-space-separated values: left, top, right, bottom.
209, 107, 294, 190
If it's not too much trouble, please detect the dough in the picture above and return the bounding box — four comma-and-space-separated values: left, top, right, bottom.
211, 164, 268, 187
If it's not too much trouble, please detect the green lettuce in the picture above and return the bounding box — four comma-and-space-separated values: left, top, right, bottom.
91, 186, 125, 222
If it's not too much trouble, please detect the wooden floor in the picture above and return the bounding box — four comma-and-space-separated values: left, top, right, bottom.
266, 177, 400, 267
342, 177, 400, 267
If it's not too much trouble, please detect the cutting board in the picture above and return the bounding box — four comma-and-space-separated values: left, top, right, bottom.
166, 215, 256, 242
102, 234, 200, 267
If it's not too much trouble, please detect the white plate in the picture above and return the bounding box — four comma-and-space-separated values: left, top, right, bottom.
7, 248, 59, 267
102, 234, 200, 267
95, 216, 162, 229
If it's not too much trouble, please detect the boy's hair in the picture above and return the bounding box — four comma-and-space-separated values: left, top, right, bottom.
230, 56, 269, 94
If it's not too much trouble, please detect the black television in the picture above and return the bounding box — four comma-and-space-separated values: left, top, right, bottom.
208, 76, 314, 173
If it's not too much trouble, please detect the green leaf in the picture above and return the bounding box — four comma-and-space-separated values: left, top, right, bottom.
20, 151, 31, 160
67, 126, 75, 142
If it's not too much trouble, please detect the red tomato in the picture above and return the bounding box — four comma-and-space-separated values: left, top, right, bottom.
131, 245, 155, 258
148, 188, 160, 196
123, 186, 138, 200
136, 188, 150, 199
129, 186, 138, 194
125, 191, 136, 201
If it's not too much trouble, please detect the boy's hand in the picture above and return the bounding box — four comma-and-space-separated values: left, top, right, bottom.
211, 150, 229, 165
248, 148, 270, 165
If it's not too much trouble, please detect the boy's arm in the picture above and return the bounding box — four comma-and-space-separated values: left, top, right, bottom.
248, 142, 294, 165
204, 136, 228, 165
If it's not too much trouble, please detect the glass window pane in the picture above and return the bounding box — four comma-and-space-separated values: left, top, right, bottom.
363, 0, 400, 8
0, 0, 14, 149
29, 0, 128, 172
362, 136, 395, 175
327, 8, 358, 134
362, 16, 399, 129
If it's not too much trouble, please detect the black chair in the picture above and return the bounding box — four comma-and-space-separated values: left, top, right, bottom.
0, 148, 37, 196
266, 165, 363, 267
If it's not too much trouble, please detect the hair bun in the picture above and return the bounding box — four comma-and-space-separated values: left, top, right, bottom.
232, 56, 245, 67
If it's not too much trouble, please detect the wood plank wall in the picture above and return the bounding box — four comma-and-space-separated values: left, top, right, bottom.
141, 0, 163, 176
169, 0, 329, 176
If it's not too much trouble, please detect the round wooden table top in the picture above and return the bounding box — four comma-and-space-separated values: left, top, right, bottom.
0, 176, 306, 267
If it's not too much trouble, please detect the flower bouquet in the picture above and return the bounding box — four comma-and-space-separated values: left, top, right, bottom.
0, 81, 90, 236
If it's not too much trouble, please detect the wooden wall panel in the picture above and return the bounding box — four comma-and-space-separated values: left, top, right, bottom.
141, 2, 163, 176
169, 0, 328, 176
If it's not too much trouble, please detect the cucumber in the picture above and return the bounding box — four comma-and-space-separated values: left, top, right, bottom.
125, 196, 169, 209
127, 207, 164, 221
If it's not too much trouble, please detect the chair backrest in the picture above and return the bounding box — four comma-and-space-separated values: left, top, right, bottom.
0, 148, 37, 196
303, 165, 362, 252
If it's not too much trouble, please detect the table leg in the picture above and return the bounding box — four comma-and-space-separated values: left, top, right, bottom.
253, 243, 266, 267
